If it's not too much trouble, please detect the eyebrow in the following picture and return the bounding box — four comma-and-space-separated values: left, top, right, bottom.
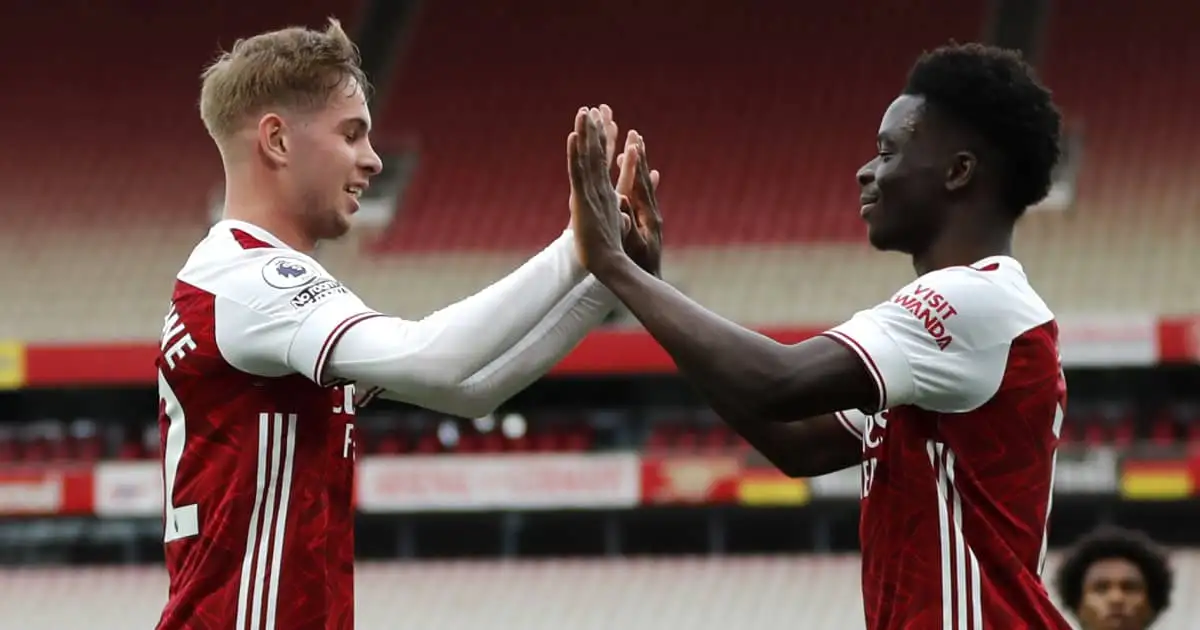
343, 117, 371, 133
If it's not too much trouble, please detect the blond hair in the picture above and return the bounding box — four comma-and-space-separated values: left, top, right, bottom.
199, 18, 369, 141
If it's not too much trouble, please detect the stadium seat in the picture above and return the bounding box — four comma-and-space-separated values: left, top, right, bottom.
2, 554, 1198, 629
1, 0, 1198, 340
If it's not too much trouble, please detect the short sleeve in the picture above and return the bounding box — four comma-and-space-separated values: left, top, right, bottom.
822, 267, 1023, 414
835, 409, 866, 440
210, 252, 382, 385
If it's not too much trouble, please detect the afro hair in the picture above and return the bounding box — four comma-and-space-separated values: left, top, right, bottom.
1055, 526, 1173, 618
903, 42, 1062, 217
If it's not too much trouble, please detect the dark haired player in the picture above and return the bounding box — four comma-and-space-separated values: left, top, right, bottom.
1055, 527, 1173, 630
567, 43, 1070, 628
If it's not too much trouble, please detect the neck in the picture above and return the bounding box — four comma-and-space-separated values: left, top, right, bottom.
911, 214, 1014, 276
220, 167, 316, 253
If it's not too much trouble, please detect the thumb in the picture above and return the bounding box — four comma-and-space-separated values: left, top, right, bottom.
620, 210, 633, 236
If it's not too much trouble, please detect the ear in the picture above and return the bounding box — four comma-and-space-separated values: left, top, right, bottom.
257, 113, 288, 167
945, 150, 977, 192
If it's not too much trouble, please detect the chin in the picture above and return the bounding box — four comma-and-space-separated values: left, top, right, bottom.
866, 226, 902, 253
329, 218, 353, 240
865, 221, 923, 255
314, 214, 352, 242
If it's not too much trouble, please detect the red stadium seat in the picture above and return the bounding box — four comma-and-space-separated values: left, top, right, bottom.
0, 0, 1197, 338
376, 0, 986, 252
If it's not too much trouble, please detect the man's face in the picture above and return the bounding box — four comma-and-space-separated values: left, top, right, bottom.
1077, 558, 1155, 630
283, 78, 382, 243
855, 94, 952, 254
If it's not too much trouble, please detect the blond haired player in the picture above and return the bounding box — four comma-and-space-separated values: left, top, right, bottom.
155, 19, 660, 630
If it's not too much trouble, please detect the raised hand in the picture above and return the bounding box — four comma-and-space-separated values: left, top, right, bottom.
615, 130, 662, 276
567, 107, 626, 274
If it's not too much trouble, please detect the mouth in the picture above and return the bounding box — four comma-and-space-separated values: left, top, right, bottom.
344, 183, 366, 212
859, 190, 880, 218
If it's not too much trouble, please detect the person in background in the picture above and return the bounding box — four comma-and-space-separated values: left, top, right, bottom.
1055, 526, 1173, 630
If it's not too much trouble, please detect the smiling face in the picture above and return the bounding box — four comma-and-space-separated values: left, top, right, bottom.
199, 20, 383, 247
274, 78, 382, 243
855, 94, 978, 255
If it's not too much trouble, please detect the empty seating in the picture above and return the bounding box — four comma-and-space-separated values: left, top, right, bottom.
2, 553, 1198, 629
376, 0, 986, 251
1, 0, 1198, 343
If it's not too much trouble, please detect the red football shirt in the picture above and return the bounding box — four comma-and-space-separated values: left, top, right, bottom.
826, 256, 1072, 630
155, 221, 382, 630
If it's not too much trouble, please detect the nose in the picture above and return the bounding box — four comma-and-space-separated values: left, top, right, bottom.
361, 143, 383, 177
1100, 589, 1131, 615
856, 159, 876, 188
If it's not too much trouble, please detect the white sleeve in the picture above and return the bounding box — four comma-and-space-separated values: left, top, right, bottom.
321, 231, 610, 415
834, 409, 866, 440
822, 267, 1017, 414
211, 251, 383, 382
345, 278, 616, 418
213, 230, 589, 392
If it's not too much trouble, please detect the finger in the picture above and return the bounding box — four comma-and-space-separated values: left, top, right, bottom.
574, 107, 588, 138
600, 104, 618, 170
567, 130, 584, 193
635, 135, 657, 198
567, 108, 587, 179
615, 142, 638, 198
585, 108, 608, 174
614, 131, 636, 193
634, 132, 653, 183
629, 131, 660, 226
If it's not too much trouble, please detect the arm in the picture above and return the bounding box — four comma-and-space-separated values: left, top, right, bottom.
563, 109, 879, 428
590, 257, 1025, 477
735, 414, 862, 478
593, 256, 880, 424
350, 229, 586, 378
300, 229, 584, 388
334, 277, 616, 418
591, 258, 869, 476
216, 230, 604, 415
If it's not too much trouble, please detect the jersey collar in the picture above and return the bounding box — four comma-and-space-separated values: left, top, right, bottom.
212, 220, 294, 250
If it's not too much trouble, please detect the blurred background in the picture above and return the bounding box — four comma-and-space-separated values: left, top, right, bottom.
1, 0, 1199, 627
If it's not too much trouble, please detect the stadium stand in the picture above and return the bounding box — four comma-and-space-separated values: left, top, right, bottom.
2, 398, 1195, 465
0, 0, 360, 341
1, 4, 1198, 628
2, 553, 1197, 630
1, 0, 1197, 341
375, 0, 987, 250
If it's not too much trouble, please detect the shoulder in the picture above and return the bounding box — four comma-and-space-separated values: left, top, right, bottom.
827, 256, 1056, 414
177, 222, 334, 315
885, 256, 1053, 352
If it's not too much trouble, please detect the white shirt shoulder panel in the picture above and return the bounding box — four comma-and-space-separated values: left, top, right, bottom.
825, 257, 1053, 414
177, 221, 377, 383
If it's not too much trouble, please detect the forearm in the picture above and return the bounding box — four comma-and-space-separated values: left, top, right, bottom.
594, 257, 795, 422
380, 278, 616, 417
733, 414, 863, 478
335, 230, 583, 380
